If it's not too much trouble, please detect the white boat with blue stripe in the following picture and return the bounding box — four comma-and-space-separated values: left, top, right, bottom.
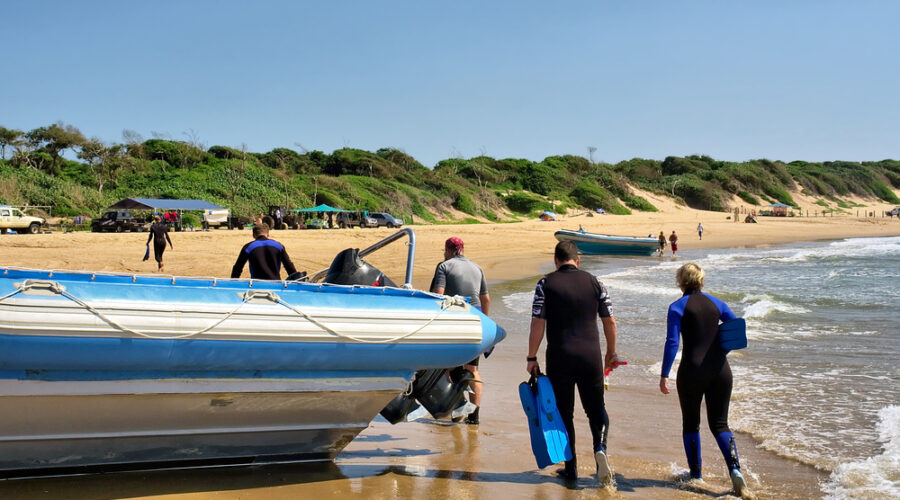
0, 229, 505, 474
554, 228, 659, 255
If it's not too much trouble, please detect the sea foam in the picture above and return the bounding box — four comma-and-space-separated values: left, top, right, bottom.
822, 405, 900, 499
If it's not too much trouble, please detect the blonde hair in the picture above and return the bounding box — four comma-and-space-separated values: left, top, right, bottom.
676, 262, 705, 291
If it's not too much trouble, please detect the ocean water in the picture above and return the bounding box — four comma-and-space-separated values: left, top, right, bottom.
497, 236, 900, 499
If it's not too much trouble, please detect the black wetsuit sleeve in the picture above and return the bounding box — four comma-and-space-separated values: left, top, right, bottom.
231, 243, 250, 278
164, 231, 172, 246
147, 230, 153, 244
593, 275, 612, 318
281, 247, 297, 276
531, 277, 547, 318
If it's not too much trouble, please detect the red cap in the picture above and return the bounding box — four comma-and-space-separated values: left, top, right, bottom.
445, 237, 464, 254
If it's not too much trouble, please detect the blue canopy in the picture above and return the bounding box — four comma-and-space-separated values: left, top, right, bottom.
108, 198, 224, 211
293, 204, 347, 213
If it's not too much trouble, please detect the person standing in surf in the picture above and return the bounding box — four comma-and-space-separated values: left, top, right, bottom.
526, 240, 620, 484
659, 262, 748, 497
658, 231, 667, 256
669, 230, 679, 256
146, 215, 173, 272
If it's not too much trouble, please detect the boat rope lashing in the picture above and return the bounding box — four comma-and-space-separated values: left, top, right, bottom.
1, 280, 257, 340
266, 294, 470, 344
1, 282, 474, 344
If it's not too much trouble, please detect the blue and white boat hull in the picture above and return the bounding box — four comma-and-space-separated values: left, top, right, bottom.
0, 267, 505, 473
554, 229, 658, 256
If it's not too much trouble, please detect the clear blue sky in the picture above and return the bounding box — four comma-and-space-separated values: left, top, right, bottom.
3, 1, 898, 167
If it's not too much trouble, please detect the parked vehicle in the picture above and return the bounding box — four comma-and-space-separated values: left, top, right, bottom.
369, 212, 404, 228
91, 210, 148, 233
887, 207, 900, 218
0, 206, 45, 235
336, 211, 377, 229
202, 209, 230, 229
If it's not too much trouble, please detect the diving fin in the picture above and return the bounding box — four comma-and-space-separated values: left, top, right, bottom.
535, 374, 573, 464
519, 375, 553, 468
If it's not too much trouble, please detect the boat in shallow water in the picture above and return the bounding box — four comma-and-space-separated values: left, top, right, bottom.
0, 229, 505, 474
554, 228, 659, 256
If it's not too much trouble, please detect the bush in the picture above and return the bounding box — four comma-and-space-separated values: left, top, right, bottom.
737, 191, 759, 205
622, 194, 657, 212
503, 192, 552, 214
569, 182, 630, 215
676, 177, 725, 211
520, 164, 554, 196
454, 193, 477, 215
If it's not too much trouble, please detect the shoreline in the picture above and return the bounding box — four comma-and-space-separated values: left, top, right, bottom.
0, 212, 897, 498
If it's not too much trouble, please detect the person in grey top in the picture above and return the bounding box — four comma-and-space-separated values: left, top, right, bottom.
431, 236, 490, 424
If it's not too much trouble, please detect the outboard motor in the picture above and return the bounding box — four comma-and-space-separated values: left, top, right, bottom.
324, 248, 397, 287
379, 368, 473, 423
320, 247, 474, 424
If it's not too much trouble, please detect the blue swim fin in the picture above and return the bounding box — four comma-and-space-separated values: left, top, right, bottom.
519, 376, 553, 468
535, 374, 573, 464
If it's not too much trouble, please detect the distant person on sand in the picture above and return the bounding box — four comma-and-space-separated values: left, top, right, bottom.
658, 231, 667, 255
430, 236, 490, 425
669, 230, 679, 256
659, 263, 748, 496
526, 240, 620, 484
146, 216, 173, 272
231, 223, 297, 280
697, 222, 703, 240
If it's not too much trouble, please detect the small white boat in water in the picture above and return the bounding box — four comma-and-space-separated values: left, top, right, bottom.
555, 228, 658, 255
0, 229, 505, 474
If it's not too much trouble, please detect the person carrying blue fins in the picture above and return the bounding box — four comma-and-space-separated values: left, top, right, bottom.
521, 243, 750, 497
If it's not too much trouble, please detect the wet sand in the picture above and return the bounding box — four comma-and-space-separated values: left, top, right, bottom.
1, 207, 898, 499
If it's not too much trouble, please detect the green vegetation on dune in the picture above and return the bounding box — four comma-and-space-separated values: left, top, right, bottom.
0, 123, 898, 221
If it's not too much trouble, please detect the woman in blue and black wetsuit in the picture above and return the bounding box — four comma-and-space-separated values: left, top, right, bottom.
659, 263, 747, 496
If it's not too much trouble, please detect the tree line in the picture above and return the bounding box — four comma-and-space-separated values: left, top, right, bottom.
1, 122, 898, 220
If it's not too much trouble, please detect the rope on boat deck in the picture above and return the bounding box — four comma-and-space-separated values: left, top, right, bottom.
0, 281, 471, 343
1, 280, 255, 340
270, 293, 469, 344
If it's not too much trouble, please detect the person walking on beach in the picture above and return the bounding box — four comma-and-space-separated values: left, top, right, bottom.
658, 231, 667, 256
659, 263, 748, 496
231, 223, 297, 280
430, 236, 490, 425
669, 230, 679, 256
697, 222, 703, 240
526, 240, 620, 484
146, 216, 173, 272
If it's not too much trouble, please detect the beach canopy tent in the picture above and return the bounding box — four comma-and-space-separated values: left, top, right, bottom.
107, 198, 224, 211
765, 203, 791, 216
539, 211, 558, 221
292, 204, 347, 213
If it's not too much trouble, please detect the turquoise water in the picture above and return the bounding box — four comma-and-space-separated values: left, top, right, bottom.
496, 236, 900, 499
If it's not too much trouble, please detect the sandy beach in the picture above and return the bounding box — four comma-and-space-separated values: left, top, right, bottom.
0, 199, 898, 499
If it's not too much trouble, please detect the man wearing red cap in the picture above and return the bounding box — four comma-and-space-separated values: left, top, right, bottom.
431, 236, 491, 424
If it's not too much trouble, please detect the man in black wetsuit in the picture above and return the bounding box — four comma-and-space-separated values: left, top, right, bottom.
146, 216, 173, 272
526, 240, 619, 484
231, 223, 297, 280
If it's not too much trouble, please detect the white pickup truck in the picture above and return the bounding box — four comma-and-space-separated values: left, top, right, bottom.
0, 206, 45, 234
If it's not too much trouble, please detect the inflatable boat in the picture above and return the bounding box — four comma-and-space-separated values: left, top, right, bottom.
0, 229, 505, 474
